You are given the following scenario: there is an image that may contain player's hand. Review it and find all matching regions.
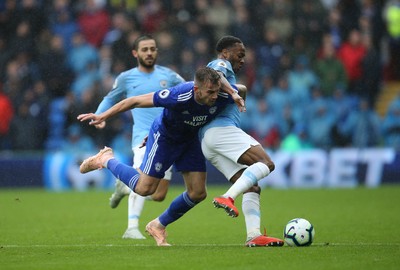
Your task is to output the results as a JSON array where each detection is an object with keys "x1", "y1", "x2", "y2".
[
  {"x1": 94, "y1": 122, "x2": 106, "y2": 129},
  {"x1": 232, "y1": 92, "x2": 246, "y2": 112},
  {"x1": 77, "y1": 113, "x2": 105, "y2": 126},
  {"x1": 139, "y1": 135, "x2": 148, "y2": 148}
]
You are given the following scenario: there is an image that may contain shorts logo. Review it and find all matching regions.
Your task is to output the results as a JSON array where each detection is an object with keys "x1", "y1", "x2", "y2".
[
  {"x1": 209, "y1": 106, "x2": 217, "y2": 114},
  {"x1": 159, "y1": 80, "x2": 168, "y2": 88},
  {"x1": 158, "y1": 89, "x2": 170, "y2": 99},
  {"x1": 155, "y1": 162, "x2": 162, "y2": 172}
]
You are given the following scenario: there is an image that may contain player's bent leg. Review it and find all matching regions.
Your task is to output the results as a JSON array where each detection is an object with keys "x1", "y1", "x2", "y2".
[
  {"x1": 150, "y1": 179, "x2": 170, "y2": 201},
  {"x1": 183, "y1": 171, "x2": 207, "y2": 202},
  {"x1": 237, "y1": 144, "x2": 275, "y2": 171},
  {"x1": 134, "y1": 174, "x2": 161, "y2": 196}
]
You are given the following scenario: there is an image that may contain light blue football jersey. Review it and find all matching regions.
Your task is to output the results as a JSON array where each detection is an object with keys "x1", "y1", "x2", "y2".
[
  {"x1": 95, "y1": 65, "x2": 185, "y2": 147},
  {"x1": 199, "y1": 59, "x2": 240, "y2": 139}
]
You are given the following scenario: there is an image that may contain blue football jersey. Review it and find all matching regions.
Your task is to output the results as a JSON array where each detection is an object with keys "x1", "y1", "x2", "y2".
[
  {"x1": 95, "y1": 65, "x2": 185, "y2": 147},
  {"x1": 152, "y1": 81, "x2": 233, "y2": 142}
]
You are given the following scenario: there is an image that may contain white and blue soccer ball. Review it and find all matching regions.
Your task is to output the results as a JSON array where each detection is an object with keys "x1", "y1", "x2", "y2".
[{"x1": 284, "y1": 218, "x2": 315, "y2": 247}]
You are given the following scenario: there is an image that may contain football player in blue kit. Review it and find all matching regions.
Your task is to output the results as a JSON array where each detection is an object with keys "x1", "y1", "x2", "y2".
[
  {"x1": 78, "y1": 66, "x2": 245, "y2": 246},
  {"x1": 93, "y1": 35, "x2": 185, "y2": 239}
]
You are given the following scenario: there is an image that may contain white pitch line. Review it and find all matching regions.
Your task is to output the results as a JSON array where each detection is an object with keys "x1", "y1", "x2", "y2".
[{"x1": 1, "y1": 242, "x2": 400, "y2": 248}]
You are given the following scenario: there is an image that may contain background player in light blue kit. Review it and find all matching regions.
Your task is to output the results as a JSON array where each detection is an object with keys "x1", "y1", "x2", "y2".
[
  {"x1": 200, "y1": 36, "x2": 284, "y2": 247},
  {"x1": 92, "y1": 35, "x2": 184, "y2": 239},
  {"x1": 78, "y1": 67, "x2": 245, "y2": 246}
]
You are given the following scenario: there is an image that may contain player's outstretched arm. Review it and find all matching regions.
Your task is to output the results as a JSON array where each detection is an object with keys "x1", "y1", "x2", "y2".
[{"x1": 77, "y1": 92, "x2": 155, "y2": 126}]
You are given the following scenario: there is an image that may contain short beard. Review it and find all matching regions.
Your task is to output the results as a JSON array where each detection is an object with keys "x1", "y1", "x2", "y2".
[{"x1": 138, "y1": 57, "x2": 156, "y2": 69}]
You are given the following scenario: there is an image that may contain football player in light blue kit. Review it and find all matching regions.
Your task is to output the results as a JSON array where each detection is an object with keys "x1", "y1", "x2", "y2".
[
  {"x1": 78, "y1": 67, "x2": 245, "y2": 246},
  {"x1": 93, "y1": 35, "x2": 185, "y2": 239},
  {"x1": 200, "y1": 36, "x2": 284, "y2": 247}
]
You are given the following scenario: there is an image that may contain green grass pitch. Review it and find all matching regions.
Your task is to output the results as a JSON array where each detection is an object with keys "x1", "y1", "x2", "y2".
[{"x1": 1, "y1": 185, "x2": 400, "y2": 270}]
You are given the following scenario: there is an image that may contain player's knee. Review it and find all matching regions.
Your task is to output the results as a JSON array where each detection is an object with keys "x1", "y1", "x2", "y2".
[
  {"x1": 135, "y1": 186, "x2": 155, "y2": 197},
  {"x1": 265, "y1": 160, "x2": 275, "y2": 172},
  {"x1": 151, "y1": 193, "x2": 167, "y2": 202},
  {"x1": 188, "y1": 190, "x2": 207, "y2": 203}
]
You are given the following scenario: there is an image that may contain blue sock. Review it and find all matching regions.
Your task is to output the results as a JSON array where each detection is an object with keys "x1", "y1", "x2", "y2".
[
  {"x1": 107, "y1": 159, "x2": 140, "y2": 191},
  {"x1": 158, "y1": 192, "x2": 197, "y2": 227}
]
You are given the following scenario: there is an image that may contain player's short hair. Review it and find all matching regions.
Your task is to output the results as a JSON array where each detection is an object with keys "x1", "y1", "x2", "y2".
[
  {"x1": 215, "y1": 36, "x2": 243, "y2": 52},
  {"x1": 194, "y1": 67, "x2": 221, "y2": 86},
  {"x1": 133, "y1": 34, "x2": 156, "y2": 50}
]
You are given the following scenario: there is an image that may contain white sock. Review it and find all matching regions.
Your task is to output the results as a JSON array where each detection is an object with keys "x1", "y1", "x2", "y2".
[
  {"x1": 224, "y1": 162, "x2": 270, "y2": 199},
  {"x1": 242, "y1": 192, "x2": 262, "y2": 240},
  {"x1": 127, "y1": 192, "x2": 146, "y2": 228}
]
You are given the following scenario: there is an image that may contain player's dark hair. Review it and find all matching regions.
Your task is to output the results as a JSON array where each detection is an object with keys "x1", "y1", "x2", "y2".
[
  {"x1": 194, "y1": 67, "x2": 221, "y2": 86},
  {"x1": 133, "y1": 34, "x2": 155, "y2": 50},
  {"x1": 215, "y1": 36, "x2": 243, "y2": 52}
]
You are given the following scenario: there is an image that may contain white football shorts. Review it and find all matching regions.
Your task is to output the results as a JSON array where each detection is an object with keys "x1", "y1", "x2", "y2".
[
  {"x1": 133, "y1": 144, "x2": 172, "y2": 180},
  {"x1": 201, "y1": 126, "x2": 260, "y2": 181}
]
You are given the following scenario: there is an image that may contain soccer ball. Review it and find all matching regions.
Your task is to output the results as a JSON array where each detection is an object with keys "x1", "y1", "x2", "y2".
[{"x1": 284, "y1": 218, "x2": 315, "y2": 247}]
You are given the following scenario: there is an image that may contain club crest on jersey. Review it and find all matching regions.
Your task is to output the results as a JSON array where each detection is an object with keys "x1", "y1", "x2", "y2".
[
  {"x1": 158, "y1": 89, "x2": 170, "y2": 99},
  {"x1": 159, "y1": 80, "x2": 168, "y2": 88},
  {"x1": 217, "y1": 61, "x2": 227, "y2": 68},
  {"x1": 209, "y1": 106, "x2": 217, "y2": 114},
  {"x1": 155, "y1": 162, "x2": 162, "y2": 172}
]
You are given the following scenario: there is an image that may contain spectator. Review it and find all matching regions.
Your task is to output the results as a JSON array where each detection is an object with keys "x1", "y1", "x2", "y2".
[
  {"x1": 137, "y1": 0, "x2": 167, "y2": 33},
  {"x1": 255, "y1": 28, "x2": 286, "y2": 79},
  {"x1": 38, "y1": 34, "x2": 73, "y2": 98},
  {"x1": 323, "y1": 8, "x2": 343, "y2": 50},
  {"x1": 204, "y1": 0, "x2": 234, "y2": 40},
  {"x1": 250, "y1": 73, "x2": 274, "y2": 99},
  {"x1": 340, "y1": 98, "x2": 382, "y2": 148},
  {"x1": 264, "y1": 3, "x2": 293, "y2": 43},
  {"x1": 10, "y1": 99, "x2": 45, "y2": 150},
  {"x1": 287, "y1": 55, "x2": 317, "y2": 106},
  {"x1": 49, "y1": 7, "x2": 79, "y2": 53},
  {"x1": 67, "y1": 31, "x2": 99, "y2": 74},
  {"x1": 103, "y1": 11, "x2": 136, "y2": 46},
  {"x1": 265, "y1": 74, "x2": 292, "y2": 119},
  {"x1": 383, "y1": 0, "x2": 400, "y2": 80},
  {"x1": 292, "y1": 0, "x2": 327, "y2": 51},
  {"x1": 337, "y1": 29, "x2": 367, "y2": 97},
  {"x1": 15, "y1": 0, "x2": 47, "y2": 38},
  {"x1": 77, "y1": 0, "x2": 111, "y2": 48},
  {"x1": 0, "y1": 0, "x2": 19, "y2": 41},
  {"x1": 280, "y1": 123, "x2": 313, "y2": 152},
  {"x1": 360, "y1": 34, "x2": 382, "y2": 107},
  {"x1": 329, "y1": 88, "x2": 359, "y2": 147},
  {"x1": 0, "y1": 83, "x2": 14, "y2": 149},
  {"x1": 248, "y1": 99, "x2": 283, "y2": 150},
  {"x1": 314, "y1": 40, "x2": 348, "y2": 97},
  {"x1": 60, "y1": 124, "x2": 97, "y2": 153},
  {"x1": 382, "y1": 95, "x2": 400, "y2": 150},
  {"x1": 229, "y1": 4, "x2": 258, "y2": 45},
  {"x1": 305, "y1": 98, "x2": 336, "y2": 149}
]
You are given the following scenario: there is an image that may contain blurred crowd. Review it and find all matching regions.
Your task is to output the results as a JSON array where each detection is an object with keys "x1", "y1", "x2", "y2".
[{"x1": 1, "y1": 0, "x2": 400, "y2": 154}]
